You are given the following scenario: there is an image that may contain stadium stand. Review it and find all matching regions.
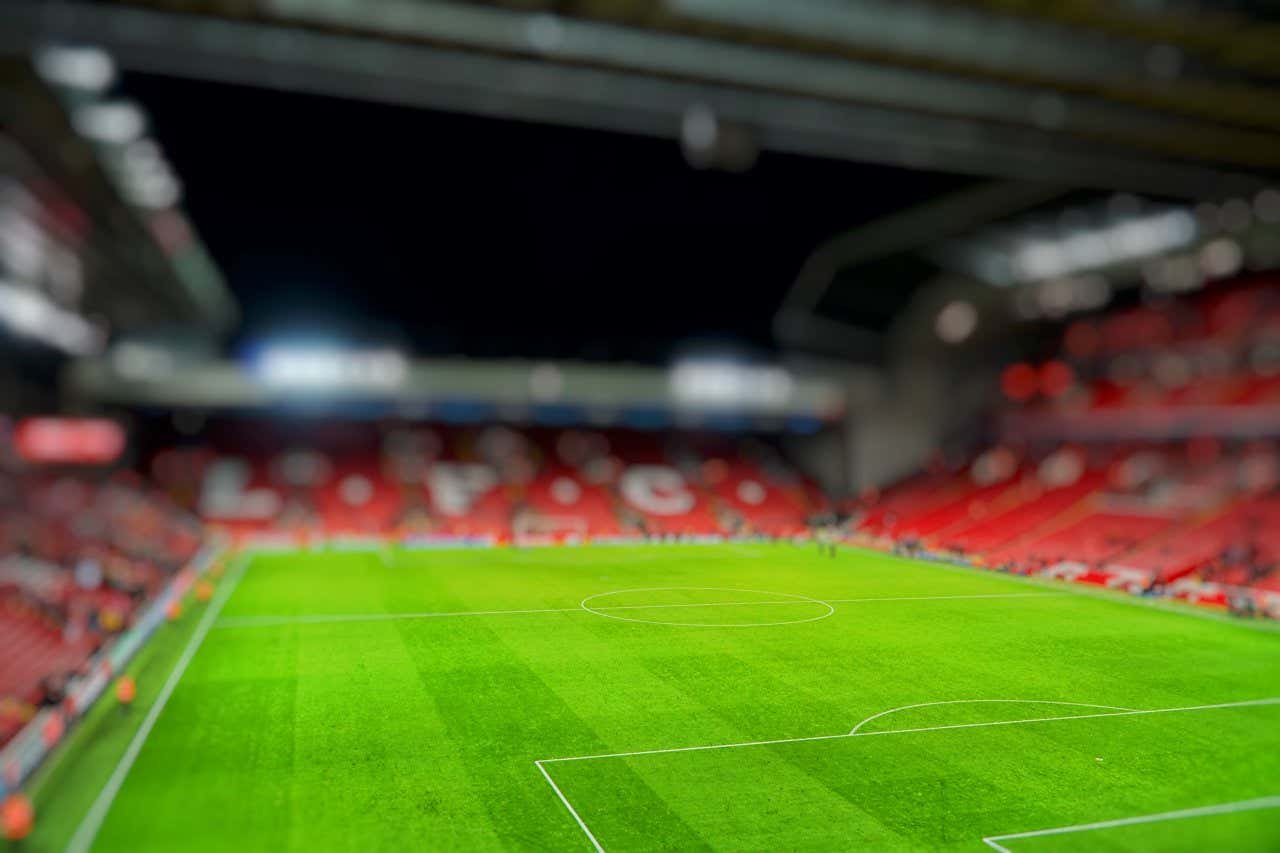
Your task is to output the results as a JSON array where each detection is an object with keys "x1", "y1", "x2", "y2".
[
  {"x1": 157, "y1": 422, "x2": 827, "y2": 546},
  {"x1": 1012, "y1": 277, "x2": 1280, "y2": 417},
  {"x1": 853, "y1": 276, "x2": 1280, "y2": 620},
  {"x1": 0, "y1": 469, "x2": 203, "y2": 746},
  {"x1": 855, "y1": 440, "x2": 1280, "y2": 614}
]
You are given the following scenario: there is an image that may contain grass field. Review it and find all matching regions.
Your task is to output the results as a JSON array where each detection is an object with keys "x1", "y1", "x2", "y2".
[{"x1": 17, "y1": 544, "x2": 1280, "y2": 852}]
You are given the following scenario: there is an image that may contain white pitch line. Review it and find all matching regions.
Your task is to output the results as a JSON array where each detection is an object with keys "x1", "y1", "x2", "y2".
[
  {"x1": 536, "y1": 760, "x2": 606, "y2": 853},
  {"x1": 600, "y1": 592, "x2": 1062, "y2": 610},
  {"x1": 214, "y1": 592, "x2": 1062, "y2": 629},
  {"x1": 981, "y1": 795, "x2": 1280, "y2": 852},
  {"x1": 848, "y1": 699, "x2": 1136, "y2": 735},
  {"x1": 539, "y1": 697, "x2": 1280, "y2": 764},
  {"x1": 66, "y1": 557, "x2": 250, "y2": 853},
  {"x1": 600, "y1": 599, "x2": 816, "y2": 612},
  {"x1": 539, "y1": 698, "x2": 1280, "y2": 852}
]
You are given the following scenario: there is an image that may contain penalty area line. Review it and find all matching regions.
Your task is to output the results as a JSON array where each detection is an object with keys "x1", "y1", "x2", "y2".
[
  {"x1": 537, "y1": 697, "x2": 1280, "y2": 852},
  {"x1": 981, "y1": 795, "x2": 1280, "y2": 852},
  {"x1": 66, "y1": 555, "x2": 250, "y2": 853},
  {"x1": 535, "y1": 760, "x2": 606, "y2": 853},
  {"x1": 538, "y1": 696, "x2": 1280, "y2": 764}
]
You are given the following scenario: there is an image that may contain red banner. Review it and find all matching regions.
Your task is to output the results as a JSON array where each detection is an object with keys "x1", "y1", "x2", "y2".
[{"x1": 13, "y1": 418, "x2": 126, "y2": 464}]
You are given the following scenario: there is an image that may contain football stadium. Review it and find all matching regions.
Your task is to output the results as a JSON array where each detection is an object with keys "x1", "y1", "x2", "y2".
[{"x1": 2, "y1": 2, "x2": 1280, "y2": 851}]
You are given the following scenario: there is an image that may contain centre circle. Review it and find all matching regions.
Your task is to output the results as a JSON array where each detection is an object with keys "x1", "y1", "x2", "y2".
[{"x1": 579, "y1": 586, "x2": 835, "y2": 628}]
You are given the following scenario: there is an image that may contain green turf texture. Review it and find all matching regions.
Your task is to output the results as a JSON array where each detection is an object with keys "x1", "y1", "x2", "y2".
[{"x1": 17, "y1": 544, "x2": 1280, "y2": 851}]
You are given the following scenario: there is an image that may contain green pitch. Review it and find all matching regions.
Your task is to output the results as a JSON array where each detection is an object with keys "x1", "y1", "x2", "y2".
[{"x1": 18, "y1": 544, "x2": 1280, "y2": 852}]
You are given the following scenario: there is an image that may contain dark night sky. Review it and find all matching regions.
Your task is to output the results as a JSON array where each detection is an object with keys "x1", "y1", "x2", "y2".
[{"x1": 126, "y1": 73, "x2": 963, "y2": 364}]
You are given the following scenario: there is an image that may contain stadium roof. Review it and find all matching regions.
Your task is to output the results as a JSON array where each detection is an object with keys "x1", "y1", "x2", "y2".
[
  {"x1": 7, "y1": 1, "x2": 1277, "y2": 191},
  {"x1": 7, "y1": 0, "x2": 1280, "y2": 365},
  {"x1": 0, "y1": 56, "x2": 236, "y2": 356}
]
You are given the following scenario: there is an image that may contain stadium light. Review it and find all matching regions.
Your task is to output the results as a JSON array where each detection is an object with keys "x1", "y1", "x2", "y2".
[
  {"x1": 1010, "y1": 209, "x2": 1196, "y2": 284},
  {"x1": 34, "y1": 46, "x2": 117, "y2": 92},
  {"x1": 99, "y1": 137, "x2": 185, "y2": 209},
  {"x1": 670, "y1": 360, "x2": 793, "y2": 409},
  {"x1": 1200, "y1": 238, "x2": 1244, "y2": 279},
  {"x1": 529, "y1": 363, "x2": 564, "y2": 402},
  {"x1": 123, "y1": 169, "x2": 183, "y2": 210},
  {"x1": 71, "y1": 101, "x2": 147, "y2": 145},
  {"x1": 935, "y1": 300, "x2": 977, "y2": 344},
  {"x1": 257, "y1": 346, "x2": 408, "y2": 390},
  {"x1": 0, "y1": 281, "x2": 102, "y2": 355}
]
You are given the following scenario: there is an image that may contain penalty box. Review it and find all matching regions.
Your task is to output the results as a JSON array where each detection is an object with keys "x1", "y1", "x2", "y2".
[{"x1": 536, "y1": 698, "x2": 1280, "y2": 851}]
